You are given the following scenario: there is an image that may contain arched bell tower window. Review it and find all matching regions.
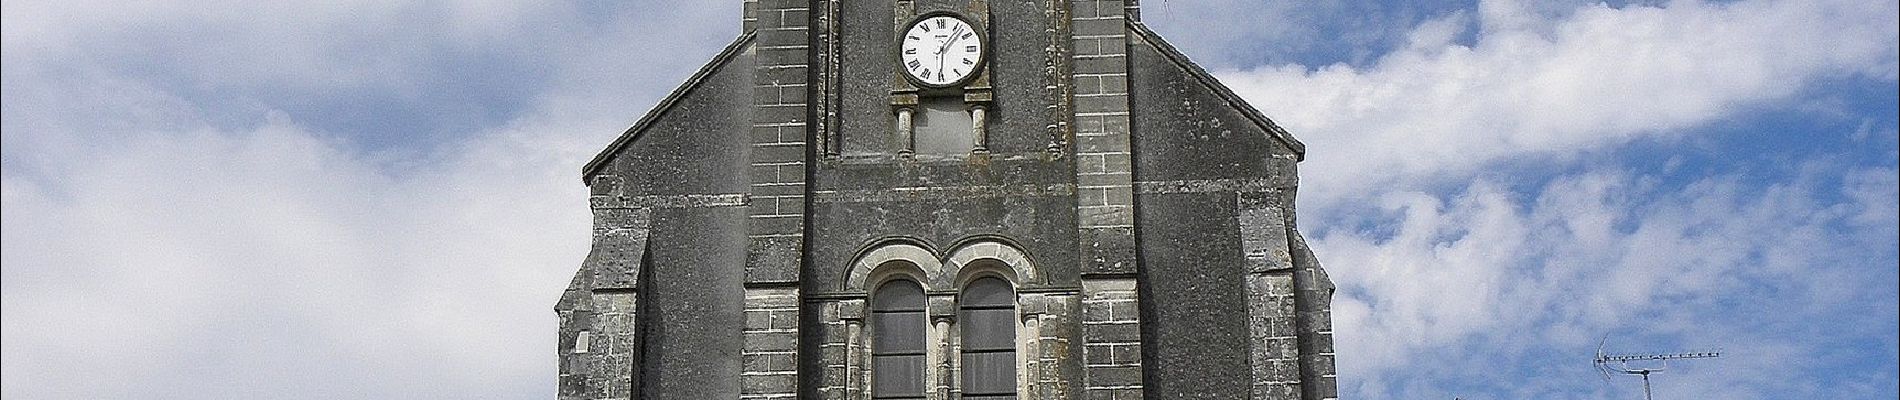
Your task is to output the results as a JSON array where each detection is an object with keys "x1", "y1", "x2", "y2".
[
  {"x1": 843, "y1": 240, "x2": 1039, "y2": 400},
  {"x1": 958, "y1": 276, "x2": 1017, "y2": 400},
  {"x1": 871, "y1": 279, "x2": 928, "y2": 399}
]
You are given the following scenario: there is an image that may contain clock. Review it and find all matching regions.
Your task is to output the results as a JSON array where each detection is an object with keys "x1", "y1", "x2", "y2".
[{"x1": 899, "y1": 14, "x2": 984, "y2": 87}]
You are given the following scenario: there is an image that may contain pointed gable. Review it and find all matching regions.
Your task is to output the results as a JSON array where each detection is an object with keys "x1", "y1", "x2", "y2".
[
  {"x1": 581, "y1": 32, "x2": 757, "y2": 182},
  {"x1": 1127, "y1": 21, "x2": 1306, "y2": 160}
]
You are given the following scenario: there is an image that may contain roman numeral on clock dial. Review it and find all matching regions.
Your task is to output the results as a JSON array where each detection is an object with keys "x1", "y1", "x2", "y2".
[{"x1": 899, "y1": 15, "x2": 983, "y2": 86}]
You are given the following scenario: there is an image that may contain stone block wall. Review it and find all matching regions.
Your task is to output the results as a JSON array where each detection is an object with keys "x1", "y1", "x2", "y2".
[
  {"x1": 741, "y1": 287, "x2": 803, "y2": 399},
  {"x1": 1024, "y1": 293, "x2": 1083, "y2": 400},
  {"x1": 1290, "y1": 233, "x2": 1338, "y2": 400},
  {"x1": 1238, "y1": 195, "x2": 1303, "y2": 398},
  {"x1": 1070, "y1": 0, "x2": 1137, "y2": 277},
  {"x1": 1080, "y1": 279, "x2": 1143, "y2": 399},
  {"x1": 744, "y1": 1, "x2": 813, "y2": 399},
  {"x1": 1239, "y1": 191, "x2": 1338, "y2": 400},
  {"x1": 1070, "y1": 2, "x2": 1146, "y2": 399},
  {"x1": 562, "y1": 2, "x2": 1339, "y2": 399},
  {"x1": 747, "y1": 0, "x2": 812, "y2": 285},
  {"x1": 557, "y1": 202, "x2": 653, "y2": 400},
  {"x1": 808, "y1": 299, "x2": 860, "y2": 400}
]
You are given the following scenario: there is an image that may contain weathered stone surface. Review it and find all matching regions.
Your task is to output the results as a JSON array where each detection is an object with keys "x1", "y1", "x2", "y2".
[{"x1": 558, "y1": 2, "x2": 1336, "y2": 399}]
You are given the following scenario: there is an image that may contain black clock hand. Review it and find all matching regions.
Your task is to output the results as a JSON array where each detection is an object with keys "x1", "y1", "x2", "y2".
[
  {"x1": 939, "y1": 25, "x2": 961, "y2": 81},
  {"x1": 941, "y1": 25, "x2": 961, "y2": 54}
]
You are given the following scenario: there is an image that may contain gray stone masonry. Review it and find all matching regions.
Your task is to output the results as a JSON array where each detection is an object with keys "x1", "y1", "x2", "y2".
[
  {"x1": 557, "y1": 205, "x2": 652, "y2": 400},
  {"x1": 1081, "y1": 278, "x2": 1143, "y2": 400},
  {"x1": 808, "y1": 299, "x2": 858, "y2": 400},
  {"x1": 742, "y1": 287, "x2": 802, "y2": 399},
  {"x1": 559, "y1": 1, "x2": 1338, "y2": 399},
  {"x1": 1071, "y1": 2, "x2": 1146, "y2": 399},
  {"x1": 1239, "y1": 194, "x2": 1303, "y2": 398},
  {"x1": 1291, "y1": 232, "x2": 1338, "y2": 400},
  {"x1": 747, "y1": 0, "x2": 812, "y2": 285},
  {"x1": 1071, "y1": 0, "x2": 1138, "y2": 276},
  {"x1": 745, "y1": 2, "x2": 811, "y2": 399}
]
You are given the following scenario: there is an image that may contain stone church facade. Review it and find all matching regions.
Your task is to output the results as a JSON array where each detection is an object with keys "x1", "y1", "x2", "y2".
[{"x1": 555, "y1": 1, "x2": 1337, "y2": 399}]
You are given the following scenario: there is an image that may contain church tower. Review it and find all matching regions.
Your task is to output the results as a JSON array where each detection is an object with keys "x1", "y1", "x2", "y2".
[{"x1": 555, "y1": 1, "x2": 1337, "y2": 399}]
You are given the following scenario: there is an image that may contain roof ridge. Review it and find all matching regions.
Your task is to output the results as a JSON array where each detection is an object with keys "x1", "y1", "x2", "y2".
[
  {"x1": 581, "y1": 32, "x2": 758, "y2": 182},
  {"x1": 1126, "y1": 20, "x2": 1307, "y2": 160}
]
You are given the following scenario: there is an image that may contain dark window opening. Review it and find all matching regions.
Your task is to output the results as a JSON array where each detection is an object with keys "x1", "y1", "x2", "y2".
[
  {"x1": 960, "y1": 277, "x2": 1016, "y2": 399},
  {"x1": 872, "y1": 279, "x2": 928, "y2": 400}
]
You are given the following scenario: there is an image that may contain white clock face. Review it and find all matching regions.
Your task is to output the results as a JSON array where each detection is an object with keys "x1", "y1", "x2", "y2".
[{"x1": 900, "y1": 15, "x2": 983, "y2": 87}]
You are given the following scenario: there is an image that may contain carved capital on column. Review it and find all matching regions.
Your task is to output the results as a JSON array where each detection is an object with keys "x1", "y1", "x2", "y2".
[
  {"x1": 928, "y1": 294, "x2": 958, "y2": 321},
  {"x1": 840, "y1": 298, "x2": 866, "y2": 322},
  {"x1": 1018, "y1": 293, "x2": 1050, "y2": 320}
]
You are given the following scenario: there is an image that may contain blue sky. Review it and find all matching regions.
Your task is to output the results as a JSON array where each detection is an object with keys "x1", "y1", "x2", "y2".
[{"x1": 3, "y1": 1, "x2": 1894, "y2": 399}]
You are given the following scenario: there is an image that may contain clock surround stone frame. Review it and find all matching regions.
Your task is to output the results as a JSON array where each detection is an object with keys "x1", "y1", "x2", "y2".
[{"x1": 889, "y1": 1, "x2": 994, "y2": 158}]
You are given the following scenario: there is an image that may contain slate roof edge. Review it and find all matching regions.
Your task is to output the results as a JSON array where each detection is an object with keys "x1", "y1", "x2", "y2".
[
  {"x1": 1126, "y1": 20, "x2": 1308, "y2": 161},
  {"x1": 581, "y1": 32, "x2": 758, "y2": 182}
]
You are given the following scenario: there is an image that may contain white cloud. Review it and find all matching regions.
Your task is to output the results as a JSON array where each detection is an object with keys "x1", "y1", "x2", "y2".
[
  {"x1": 1316, "y1": 161, "x2": 1896, "y2": 399},
  {"x1": 1181, "y1": 0, "x2": 1897, "y2": 397},
  {"x1": 3, "y1": 1, "x2": 588, "y2": 92},
  {"x1": 0, "y1": 94, "x2": 593, "y2": 398},
  {"x1": 3, "y1": 0, "x2": 1894, "y2": 399},
  {"x1": 1214, "y1": 0, "x2": 1899, "y2": 204},
  {"x1": 1141, "y1": 0, "x2": 1453, "y2": 68},
  {"x1": 2, "y1": 1, "x2": 742, "y2": 398}
]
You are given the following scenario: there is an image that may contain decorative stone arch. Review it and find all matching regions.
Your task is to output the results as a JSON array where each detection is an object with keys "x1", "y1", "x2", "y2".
[
  {"x1": 845, "y1": 240, "x2": 944, "y2": 291},
  {"x1": 834, "y1": 237, "x2": 1049, "y2": 400},
  {"x1": 936, "y1": 239, "x2": 1040, "y2": 288}
]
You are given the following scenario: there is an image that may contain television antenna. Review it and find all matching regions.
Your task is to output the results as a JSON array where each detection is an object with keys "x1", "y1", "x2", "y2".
[{"x1": 1594, "y1": 337, "x2": 1721, "y2": 400}]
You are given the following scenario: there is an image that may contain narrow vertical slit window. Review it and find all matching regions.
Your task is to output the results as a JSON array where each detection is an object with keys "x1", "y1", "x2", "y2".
[
  {"x1": 871, "y1": 279, "x2": 927, "y2": 399},
  {"x1": 960, "y1": 277, "x2": 1017, "y2": 400}
]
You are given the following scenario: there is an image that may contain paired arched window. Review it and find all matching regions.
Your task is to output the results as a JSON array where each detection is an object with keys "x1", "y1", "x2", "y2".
[
  {"x1": 868, "y1": 276, "x2": 1020, "y2": 400},
  {"x1": 959, "y1": 277, "x2": 1018, "y2": 400},
  {"x1": 871, "y1": 279, "x2": 927, "y2": 399},
  {"x1": 854, "y1": 241, "x2": 1034, "y2": 400}
]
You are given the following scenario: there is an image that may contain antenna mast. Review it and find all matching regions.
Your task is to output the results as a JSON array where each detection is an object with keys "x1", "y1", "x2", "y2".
[{"x1": 1594, "y1": 338, "x2": 1721, "y2": 400}]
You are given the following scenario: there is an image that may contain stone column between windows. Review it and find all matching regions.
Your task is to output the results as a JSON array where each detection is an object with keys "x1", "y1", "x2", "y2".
[
  {"x1": 929, "y1": 294, "x2": 958, "y2": 400},
  {"x1": 932, "y1": 316, "x2": 955, "y2": 400},
  {"x1": 1018, "y1": 293, "x2": 1046, "y2": 399},
  {"x1": 831, "y1": 299, "x2": 867, "y2": 400}
]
